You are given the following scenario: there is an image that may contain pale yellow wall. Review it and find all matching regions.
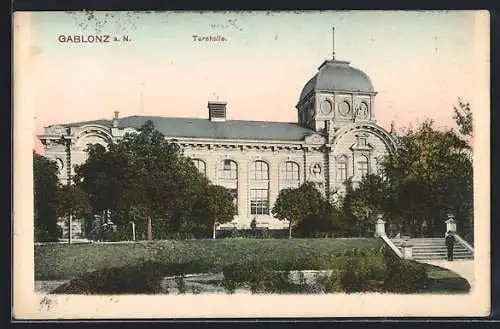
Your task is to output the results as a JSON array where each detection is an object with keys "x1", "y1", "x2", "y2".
[{"x1": 38, "y1": 119, "x2": 394, "y2": 230}]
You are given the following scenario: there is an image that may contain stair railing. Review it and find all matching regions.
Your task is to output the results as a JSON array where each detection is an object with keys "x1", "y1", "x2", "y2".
[
  {"x1": 454, "y1": 234, "x2": 474, "y2": 254},
  {"x1": 380, "y1": 234, "x2": 403, "y2": 259}
]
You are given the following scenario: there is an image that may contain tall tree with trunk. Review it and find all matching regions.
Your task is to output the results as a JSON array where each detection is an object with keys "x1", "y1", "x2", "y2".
[
  {"x1": 193, "y1": 184, "x2": 237, "y2": 239},
  {"x1": 33, "y1": 152, "x2": 60, "y2": 241},
  {"x1": 74, "y1": 120, "x2": 212, "y2": 240},
  {"x1": 340, "y1": 175, "x2": 389, "y2": 237},
  {"x1": 379, "y1": 119, "x2": 473, "y2": 237},
  {"x1": 54, "y1": 184, "x2": 92, "y2": 242},
  {"x1": 272, "y1": 181, "x2": 325, "y2": 239}
]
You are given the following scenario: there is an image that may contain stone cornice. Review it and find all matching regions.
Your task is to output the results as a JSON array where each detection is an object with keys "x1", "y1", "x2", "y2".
[
  {"x1": 168, "y1": 137, "x2": 306, "y2": 152},
  {"x1": 166, "y1": 136, "x2": 304, "y2": 146}
]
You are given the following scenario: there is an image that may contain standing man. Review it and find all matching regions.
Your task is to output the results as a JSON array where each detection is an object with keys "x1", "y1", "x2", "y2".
[
  {"x1": 250, "y1": 218, "x2": 257, "y2": 238},
  {"x1": 445, "y1": 230, "x2": 456, "y2": 261}
]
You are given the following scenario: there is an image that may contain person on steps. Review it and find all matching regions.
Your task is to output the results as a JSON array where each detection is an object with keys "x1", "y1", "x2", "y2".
[{"x1": 445, "y1": 230, "x2": 456, "y2": 261}]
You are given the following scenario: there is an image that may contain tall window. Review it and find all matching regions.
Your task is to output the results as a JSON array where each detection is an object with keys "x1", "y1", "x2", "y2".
[
  {"x1": 250, "y1": 189, "x2": 269, "y2": 215},
  {"x1": 192, "y1": 159, "x2": 206, "y2": 176},
  {"x1": 279, "y1": 161, "x2": 300, "y2": 190},
  {"x1": 250, "y1": 160, "x2": 270, "y2": 215},
  {"x1": 219, "y1": 159, "x2": 237, "y2": 180},
  {"x1": 358, "y1": 155, "x2": 369, "y2": 178},
  {"x1": 284, "y1": 161, "x2": 299, "y2": 181},
  {"x1": 336, "y1": 156, "x2": 348, "y2": 181},
  {"x1": 218, "y1": 159, "x2": 238, "y2": 212},
  {"x1": 253, "y1": 160, "x2": 269, "y2": 180}
]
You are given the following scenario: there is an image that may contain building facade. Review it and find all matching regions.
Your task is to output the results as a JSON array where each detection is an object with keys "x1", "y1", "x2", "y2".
[{"x1": 38, "y1": 56, "x2": 398, "y2": 232}]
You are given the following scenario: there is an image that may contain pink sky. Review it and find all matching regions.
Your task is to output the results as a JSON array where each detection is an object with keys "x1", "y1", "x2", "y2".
[{"x1": 26, "y1": 11, "x2": 487, "y2": 153}]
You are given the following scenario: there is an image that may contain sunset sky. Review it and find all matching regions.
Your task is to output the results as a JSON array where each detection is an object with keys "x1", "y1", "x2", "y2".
[{"x1": 24, "y1": 11, "x2": 488, "y2": 152}]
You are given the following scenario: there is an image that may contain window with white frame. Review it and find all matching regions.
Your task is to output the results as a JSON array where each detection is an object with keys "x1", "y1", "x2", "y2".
[
  {"x1": 217, "y1": 159, "x2": 238, "y2": 213},
  {"x1": 250, "y1": 189, "x2": 269, "y2": 215},
  {"x1": 253, "y1": 160, "x2": 269, "y2": 180},
  {"x1": 279, "y1": 161, "x2": 300, "y2": 189},
  {"x1": 219, "y1": 159, "x2": 237, "y2": 180},
  {"x1": 284, "y1": 161, "x2": 299, "y2": 181},
  {"x1": 249, "y1": 160, "x2": 270, "y2": 215}
]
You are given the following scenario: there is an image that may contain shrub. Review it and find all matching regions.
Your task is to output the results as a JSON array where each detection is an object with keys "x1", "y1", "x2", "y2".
[
  {"x1": 52, "y1": 262, "x2": 166, "y2": 294},
  {"x1": 320, "y1": 250, "x2": 386, "y2": 293},
  {"x1": 320, "y1": 269, "x2": 342, "y2": 293},
  {"x1": 222, "y1": 260, "x2": 307, "y2": 294},
  {"x1": 175, "y1": 275, "x2": 187, "y2": 294},
  {"x1": 34, "y1": 227, "x2": 59, "y2": 242},
  {"x1": 380, "y1": 245, "x2": 428, "y2": 293},
  {"x1": 383, "y1": 259, "x2": 428, "y2": 293},
  {"x1": 339, "y1": 252, "x2": 386, "y2": 293}
]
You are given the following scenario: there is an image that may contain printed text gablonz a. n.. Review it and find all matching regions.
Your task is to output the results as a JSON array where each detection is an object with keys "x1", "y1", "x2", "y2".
[{"x1": 58, "y1": 35, "x2": 111, "y2": 43}]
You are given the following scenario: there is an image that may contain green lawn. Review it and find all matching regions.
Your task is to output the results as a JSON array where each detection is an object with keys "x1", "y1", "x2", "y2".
[
  {"x1": 421, "y1": 263, "x2": 471, "y2": 293},
  {"x1": 35, "y1": 238, "x2": 381, "y2": 280}
]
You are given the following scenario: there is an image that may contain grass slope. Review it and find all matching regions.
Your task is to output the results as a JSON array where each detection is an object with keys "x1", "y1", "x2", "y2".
[
  {"x1": 35, "y1": 238, "x2": 381, "y2": 280},
  {"x1": 421, "y1": 263, "x2": 471, "y2": 293}
]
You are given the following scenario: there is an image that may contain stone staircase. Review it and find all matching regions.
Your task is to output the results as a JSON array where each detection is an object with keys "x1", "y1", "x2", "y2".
[{"x1": 391, "y1": 238, "x2": 474, "y2": 261}]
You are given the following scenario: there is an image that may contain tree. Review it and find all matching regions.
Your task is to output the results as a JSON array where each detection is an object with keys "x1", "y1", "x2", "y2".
[
  {"x1": 453, "y1": 97, "x2": 473, "y2": 137},
  {"x1": 33, "y1": 152, "x2": 60, "y2": 242},
  {"x1": 74, "y1": 120, "x2": 214, "y2": 240},
  {"x1": 54, "y1": 184, "x2": 92, "y2": 242},
  {"x1": 193, "y1": 185, "x2": 237, "y2": 239},
  {"x1": 272, "y1": 181, "x2": 325, "y2": 239},
  {"x1": 340, "y1": 175, "x2": 389, "y2": 237},
  {"x1": 379, "y1": 119, "x2": 473, "y2": 237}
]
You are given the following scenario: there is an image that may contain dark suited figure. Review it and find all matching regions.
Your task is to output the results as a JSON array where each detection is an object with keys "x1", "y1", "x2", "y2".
[
  {"x1": 250, "y1": 218, "x2": 257, "y2": 238},
  {"x1": 445, "y1": 231, "x2": 456, "y2": 261}
]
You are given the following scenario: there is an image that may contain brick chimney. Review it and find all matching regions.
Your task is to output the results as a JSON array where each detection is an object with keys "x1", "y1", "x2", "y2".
[{"x1": 208, "y1": 101, "x2": 227, "y2": 122}]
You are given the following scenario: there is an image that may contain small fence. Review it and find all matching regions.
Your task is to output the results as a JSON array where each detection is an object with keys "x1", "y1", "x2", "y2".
[{"x1": 215, "y1": 228, "x2": 289, "y2": 239}]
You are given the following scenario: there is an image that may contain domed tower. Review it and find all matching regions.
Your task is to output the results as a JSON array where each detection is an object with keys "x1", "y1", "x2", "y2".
[
  {"x1": 295, "y1": 29, "x2": 398, "y2": 199},
  {"x1": 296, "y1": 29, "x2": 376, "y2": 138}
]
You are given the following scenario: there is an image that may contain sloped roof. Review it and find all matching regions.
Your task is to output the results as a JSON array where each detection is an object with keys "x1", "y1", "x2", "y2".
[{"x1": 65, "y1": 116, "x2": 317, "y2": 142}]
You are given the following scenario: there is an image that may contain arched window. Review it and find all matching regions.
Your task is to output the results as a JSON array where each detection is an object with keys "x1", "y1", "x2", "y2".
[
  {"x1": 358, "y1": 155, "x2": 369, "y2": 178},
  {"x1": 336, "y1": 156, "x2": 348, "y2": 181},
  {"x1": 218, "y1": 160, "x2": 238, "y2": 212},
  {"x1": 192, "y1": 159, "x2": 206, "y2": 176},
  {"x1": 250, "y1": 160, "x2": 270, "y2": 215},
  {"x1": 279, "y1": 161, "x2": 300, "y2": 189},
  {"x1": 219, "y1": 159, "x2": 237, "y2": 180},
  {"x1": 252, "y1": 160, "x2": 269, "y2": 180}
]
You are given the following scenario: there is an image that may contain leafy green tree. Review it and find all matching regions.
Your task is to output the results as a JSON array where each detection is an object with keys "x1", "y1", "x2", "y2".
[
  {"x1": 453, "y1": 97, "x2": 473, "y2": 137},
  {"x1": 33, "y1": 152, "x2": 60, "y2": 241},
  {"x1": 340, "y1": 175, "x2": 389, "y2": 237},
  {"x1": 193, "y1": 185, "x2": 237, "y2": 239},
  {"x1": 74, "y1": 143, "x2": 131, "y2": 215},
  {"x1": 54, "y1": 184, "x2": 92, "y2": 241},
  {"x1": 272, "y1": 181, "x2": 325, "y2": 239},
  {"x1": 74, "y1": 120, "x2": 220, "y2": 240},
  {"x1": 380, "y1": 119, "x2": 473, "y2": 237}
]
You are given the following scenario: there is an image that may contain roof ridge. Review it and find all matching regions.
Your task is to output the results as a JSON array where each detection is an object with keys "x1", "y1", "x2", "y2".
[{"x1": 118, "y1": 116, "x2": 302, "y2": 126}]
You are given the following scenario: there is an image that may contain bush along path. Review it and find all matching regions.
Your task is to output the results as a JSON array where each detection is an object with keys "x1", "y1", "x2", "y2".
[{"x1": 48, "y1": 245, "x2": 470, "y2": 295}]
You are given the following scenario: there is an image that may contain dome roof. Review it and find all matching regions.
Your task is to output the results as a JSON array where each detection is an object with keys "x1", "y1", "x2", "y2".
[{"x1": 298, "y1": 60, "x2": 374, "y2": 105}]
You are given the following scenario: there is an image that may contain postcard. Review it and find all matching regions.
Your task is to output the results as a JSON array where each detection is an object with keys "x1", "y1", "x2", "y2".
[{"x1": 13, "y1": 10, "x2": 490, "y2": 319}]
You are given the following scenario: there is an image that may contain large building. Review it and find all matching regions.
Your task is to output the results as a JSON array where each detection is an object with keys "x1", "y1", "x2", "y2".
[{"x1": 38, "y1": 52, "x2": 398, "y2": 233}]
